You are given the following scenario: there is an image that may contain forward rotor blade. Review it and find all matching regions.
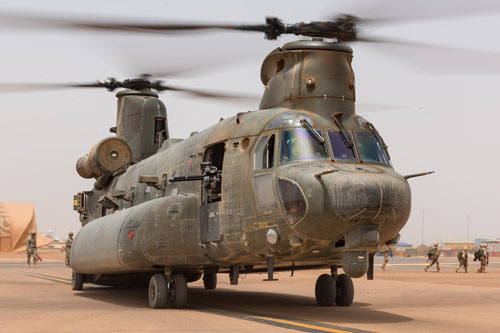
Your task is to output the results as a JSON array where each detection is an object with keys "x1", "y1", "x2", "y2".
[
  {"x1": 346, "y1": 0, "x2": 500, "y2": 26},
  {"x1": 355, "y1": 36, "x2": 500, "y2": 75},
  {"x1": 0, "y1": 12, "x2": 266, "y2": 35}
]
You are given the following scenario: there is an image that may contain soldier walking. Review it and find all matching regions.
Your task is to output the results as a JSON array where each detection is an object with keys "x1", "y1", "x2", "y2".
[
  {"x1": 476, "y1": 244, "x2": 489, "y2": 273},
  {"x1": 26, "y1": 231, "x2": 38, "y2": 268},
  {"x1": 424, "y1": 242, "x2": 440, "y2": 272},
  {"x1": 379, "y1": 244, "x2": 392, "y2": 271},
  {"x1": 455, "y1": 247, "x2": 468, "y2": 273},
  {"x1": 65, "y1": 232, "x2": 74, "y2": 268}
]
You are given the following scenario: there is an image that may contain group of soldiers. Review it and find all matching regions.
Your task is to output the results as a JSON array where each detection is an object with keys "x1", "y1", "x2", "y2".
[
  {"x1": 424, "y1": 242, "x2": 490, "y2": 273},
  {"x1": 378, "y1": 242, "x2": 491, "y2": 273},
  {"x1": 26, "y1": 231, "x2": 74, "y2": 268}
]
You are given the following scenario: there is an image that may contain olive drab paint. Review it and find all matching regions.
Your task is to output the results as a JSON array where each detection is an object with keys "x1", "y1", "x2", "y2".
[{"x1": 71, "y1": 39, "x2": 411, "y2": 299}]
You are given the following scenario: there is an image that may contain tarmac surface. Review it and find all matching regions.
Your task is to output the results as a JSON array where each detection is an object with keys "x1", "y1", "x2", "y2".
[{"x1": 1, "y1": 253, "x2": 499, "y2": 332}]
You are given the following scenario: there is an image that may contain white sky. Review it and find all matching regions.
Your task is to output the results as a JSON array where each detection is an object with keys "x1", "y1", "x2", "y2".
[{"x1": 0, "y1": 0, "x2": 499, "y2": 244}]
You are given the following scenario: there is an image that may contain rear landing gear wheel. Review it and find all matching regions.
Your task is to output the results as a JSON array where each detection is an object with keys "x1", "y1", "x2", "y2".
[
  {"x1": 148, "y1": 273, "x2": 168, "y2": 309},
  {"x1": 203, "y1": 273, "x2": 217, "y2": 290},
  {"x1": 315, "y1": 274, "x2": 336, "y2": 306},
  {"x1": 167, "y1": 274, "x2": 188, "y2": 309},
  {"x1": 335, "y1": 274, "x2": 354, "y2": 306},
  {"x1": 71, "y1": 271, "x2": 85, "y2": 291}
]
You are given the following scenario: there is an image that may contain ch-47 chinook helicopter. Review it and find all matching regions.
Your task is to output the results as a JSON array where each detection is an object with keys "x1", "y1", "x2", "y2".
[{"x1": 3, "y1": 3, "x2": 499, "y2": 309}]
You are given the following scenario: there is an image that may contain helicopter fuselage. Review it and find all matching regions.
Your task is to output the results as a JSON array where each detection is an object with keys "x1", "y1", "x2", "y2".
[{"x1": 71, "y1": 106, "x2": 410, "y2": 277}]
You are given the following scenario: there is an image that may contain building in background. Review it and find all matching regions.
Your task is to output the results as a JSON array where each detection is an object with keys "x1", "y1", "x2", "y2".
[
  {"x1": 0, "y1": 202, "x2": 54, "y2": 252},
  {"x1": 443, "y1": 240, "x2": 475, "y2": 250}
]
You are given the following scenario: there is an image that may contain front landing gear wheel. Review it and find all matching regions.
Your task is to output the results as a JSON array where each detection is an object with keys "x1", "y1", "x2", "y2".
[
  {"x1": 71, "y1": 271, "x2": 85, "y2": 291},
  {"x1": 335, "y1": 274, "x2": 354, "y2": 306},
  {"x1": 167, "y1": 274, "x2": 188, "y2": 309},
  {"x1": 315, "y1": 274, "x2": 336, "y2": 306},
  {"x1": 203, "y1": 273, "x2": 217, "y2": 290},
  {"x1": 148, "y1": 273, "x2": 168, "y2": 309}
]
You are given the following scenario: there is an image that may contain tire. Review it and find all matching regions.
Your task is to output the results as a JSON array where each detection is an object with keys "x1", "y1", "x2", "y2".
[
  {"x1": 71, "y1": 271, "x2": 85, "y2": 291},
  {"x1": 315, "y1": 274, "x2": 336, "y2": 306},
  {"x1": 203, "y1": 273, "x2": 217, "y2": 290},
  {"x1": 335, "y1": 274, "x2": 354, "y2": 306},
  {"x1": 148, "y1": 273, "x2": 168, "y2": 309},
  {"x1": 167, "y1": 274, "x2": 188, "y2": 309}
]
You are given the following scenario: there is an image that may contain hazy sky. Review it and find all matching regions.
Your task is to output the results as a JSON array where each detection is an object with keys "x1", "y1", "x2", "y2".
[{"x1": 0, "y1": 0, "x2": 499, "y2": 244}]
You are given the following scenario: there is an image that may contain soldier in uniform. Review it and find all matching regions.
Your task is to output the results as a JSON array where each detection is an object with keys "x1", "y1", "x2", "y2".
[
  {"x1": 26, "y1": 231, "x2": 38, "y2": 268},
  {"x1": 477, "y1": 244, "x2": 489, "y2": 273},
  {"x1": 65, "y1": 232, "x2": 74, "y2": 268},
  {"x1": 379, "y1": 244, "x2": 392, "y2": 271},
  {"x1": 424, "y1": 242, "x2": 440, "y2": 272},
  {"x1": 455, "y1": 247, "x2": 468, "y2": 273}
]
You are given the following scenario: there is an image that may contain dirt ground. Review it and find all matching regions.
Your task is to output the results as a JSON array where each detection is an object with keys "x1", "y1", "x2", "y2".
[{"x1": 0, "y1": 255, "x2": 499, "y2": 332}]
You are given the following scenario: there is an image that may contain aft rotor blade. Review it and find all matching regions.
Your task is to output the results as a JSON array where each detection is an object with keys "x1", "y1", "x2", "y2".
[
  {"x1": 0, "y1": 81, "x2": 105, "y2": 93},
  {"x1": 158, "y1": 84, "x2": 260, "y2": 103},
  {"x1": 348, "y1": 0, "x2": 500, "y2": 26}
]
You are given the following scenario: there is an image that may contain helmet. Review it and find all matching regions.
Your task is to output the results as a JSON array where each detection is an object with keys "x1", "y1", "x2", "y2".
[
  {"x1": 30, "y1": 231, "x2": 36, "y2": 236},
  {"x1": 69, "y1": 232, "x2": 74, "y2": 236}
]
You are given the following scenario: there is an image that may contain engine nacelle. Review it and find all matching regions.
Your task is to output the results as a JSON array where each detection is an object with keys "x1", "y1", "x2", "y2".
[{"x1": 76, "y1": 137, "x2": 131, "y2": 179}]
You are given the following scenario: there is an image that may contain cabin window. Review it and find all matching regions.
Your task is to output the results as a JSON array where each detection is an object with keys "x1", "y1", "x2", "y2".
[
  {"x1": 254, "y1": 135, "x2": 275, "y2": 169},
  {"x1": 354, "y1": 132, "x2": 390, "y2": 165},
  {"x1": 280, "y1": 129, "x2": 328, "y2": 163},
  {"x1": 328, "y1": 131, "x2": 358, "y2": 161}
]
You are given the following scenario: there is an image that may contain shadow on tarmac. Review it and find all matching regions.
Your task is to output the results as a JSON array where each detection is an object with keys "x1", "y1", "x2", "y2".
[{"x1": 75, "y1": 285, "x2": 413, "y2": 325}]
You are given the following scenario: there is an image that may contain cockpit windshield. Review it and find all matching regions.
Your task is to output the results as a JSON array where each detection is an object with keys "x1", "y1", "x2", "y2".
[
  {"x1": 354, "y1": 132, "x2": 391, "y2": 165},
  {"x1": 328, "y1": 131, "x2": 357, "y2": 161},
  {"x1": 280, "y1": 129, "x2": 329, "y2": 163}
]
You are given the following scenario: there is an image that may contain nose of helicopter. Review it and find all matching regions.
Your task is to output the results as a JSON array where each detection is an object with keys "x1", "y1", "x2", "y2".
[{"x1": 277, "y1": 165, "x2": 411, "y2": 241}]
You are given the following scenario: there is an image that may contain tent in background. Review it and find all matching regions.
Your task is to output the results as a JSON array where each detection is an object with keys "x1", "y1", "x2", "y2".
[{"x1": 0, "y1": 202, "x2": 54, "y2": 252}]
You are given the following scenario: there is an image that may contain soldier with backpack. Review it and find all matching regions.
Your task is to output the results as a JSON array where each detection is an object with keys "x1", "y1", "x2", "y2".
[
  {"x1": 455, "y1": 247, "x2": 468, "y2": 273},
  {"x1": 424, "y1": 243, "x2": 441, "y2": 272},
  {"x1": 475, "y1": 244, "x2": 489, "y2": 273}
]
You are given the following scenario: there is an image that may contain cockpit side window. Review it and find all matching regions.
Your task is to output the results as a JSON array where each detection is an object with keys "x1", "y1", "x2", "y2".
[
  {"x1": 254, "y1": 135, "x2": 275, "y2": 169},
  {"x1": 354, "y1": 131, "x2": 391, "y2": 165},
  {"x1": 328, "y1": 130, "x2": 358, "y2": 161}
]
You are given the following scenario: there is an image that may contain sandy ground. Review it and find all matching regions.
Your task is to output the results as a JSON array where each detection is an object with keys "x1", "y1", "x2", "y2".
[{"x1": 0, "y1": 255, "x2": 499, "y2": 333}]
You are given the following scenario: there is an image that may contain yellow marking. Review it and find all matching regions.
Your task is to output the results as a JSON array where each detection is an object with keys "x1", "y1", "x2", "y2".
[
  {"x1": 251, "y1": 315, "x2": 352, "y2": 333},
  {"x1": 246, "y1": 220, "x2": 276, "y2": 231}
]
